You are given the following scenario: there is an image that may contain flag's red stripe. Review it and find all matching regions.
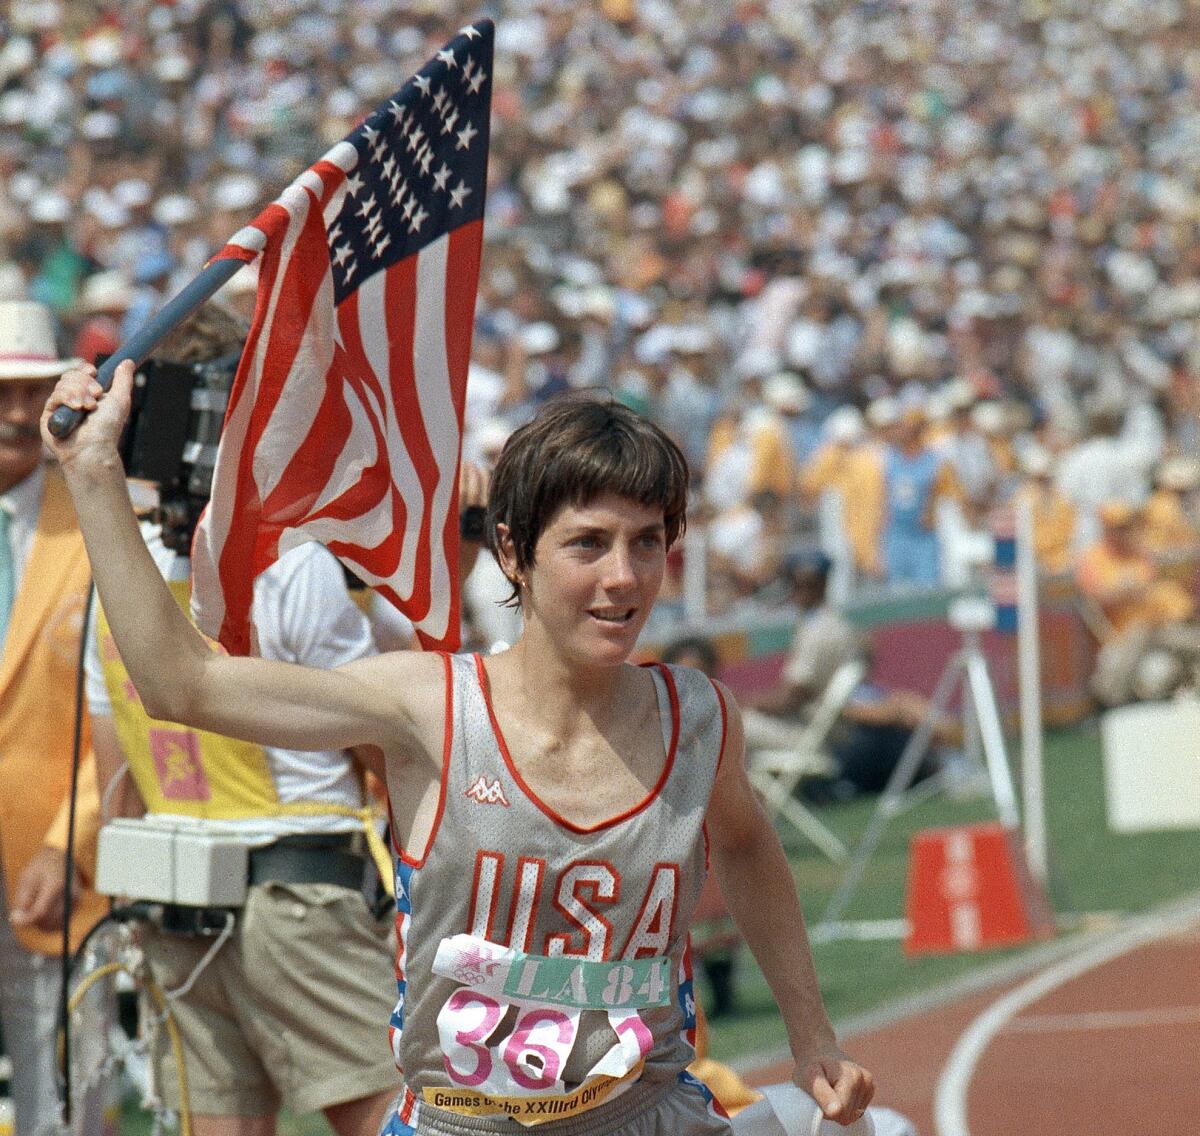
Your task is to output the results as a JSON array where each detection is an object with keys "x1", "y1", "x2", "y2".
[
  {"x1": 317, "y1": 270, "x2": 415, "y2": 585},
  {"x1": 383, "y1": 252, "x2": 438, "y2": 622},
  {"x1": 216, "y1": 196, "x2": 334, "y2": 652},
  {"x1": 428, "y1": 220, "x2": 485, "y2": 651},
  {"x1": 207, "y1": 206, "x2": 292, "y2": 654}
]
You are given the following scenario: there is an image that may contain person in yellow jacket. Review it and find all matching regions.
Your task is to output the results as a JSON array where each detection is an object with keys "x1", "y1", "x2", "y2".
[
  {"x1": 1141, "y1": 457, "x2": 1200, "y2": 562},
  {"x1": 800, "y1": 407, "x2": 886, "y2": 584},
  {"x1": 0, "y1": 301, "x2": 107, "y2": 1136},
  {"x1": 1011, "y1": 445, "x2": 1076, "y2": 575},
  {"x1": 1076, "y1": 500, "x2": 1200, "y2": 704}
]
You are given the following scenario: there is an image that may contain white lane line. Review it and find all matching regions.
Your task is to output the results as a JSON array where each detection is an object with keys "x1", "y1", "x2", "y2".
[
  {"x1": 934, "y1": 903, "x2": 1200, "y2": 1136},
  {"x1": 1007, "y1": 1006, "x2": 1200, "y2": 1034}
]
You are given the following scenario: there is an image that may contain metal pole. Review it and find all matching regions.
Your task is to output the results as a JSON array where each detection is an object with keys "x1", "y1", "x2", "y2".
[
  {"x1": 47, "y1": 257, "x2": 246, "y2": 439},
  {"x1": 964, "y1": 647, "x2": 1020, "y2": 829},
  {"x1": 1015, "y1": 495, "x2": 1048, "y2": 882}
]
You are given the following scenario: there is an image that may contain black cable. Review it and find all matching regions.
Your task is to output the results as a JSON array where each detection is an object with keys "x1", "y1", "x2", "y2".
[{"x1": 58, "y1": 581, "x2": 94, "y2": 1125}]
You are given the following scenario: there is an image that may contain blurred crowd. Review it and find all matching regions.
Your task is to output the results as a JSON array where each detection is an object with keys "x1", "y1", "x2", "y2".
[{"x1": 3, "y1": 0, "x2": 1200, "y2": 697}]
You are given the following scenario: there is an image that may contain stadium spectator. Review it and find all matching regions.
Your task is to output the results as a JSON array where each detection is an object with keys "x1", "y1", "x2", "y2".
[
  {"x1": 1076, "y1": 500, "x2": 1200, "y2": 705},
  {"x1": 0, "y1": 299, "x2": 108, "y2": 1136},
  {"x1": 1141, "y1": 457, "x2": 1200, "y2": 562},
  {"x1": 799, "y1": 406, "x2": 884, "y2": 590},
  {"x1": 1010, "y1": 446, "x2": 1077, "y2": 576},
  {"x1": 879, "y1": 408, "x2": 962, "y2": 587}
]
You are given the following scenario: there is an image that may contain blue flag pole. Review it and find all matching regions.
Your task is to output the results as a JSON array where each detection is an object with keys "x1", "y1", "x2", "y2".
[{"x1": 47, "y1": 256, "x2": 246, "y2": 439}]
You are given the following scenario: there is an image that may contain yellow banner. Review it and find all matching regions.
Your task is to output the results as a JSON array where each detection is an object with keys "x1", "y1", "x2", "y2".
[{"x1": 421, "y1": 1064, "x2": 643, "y2": 1127}]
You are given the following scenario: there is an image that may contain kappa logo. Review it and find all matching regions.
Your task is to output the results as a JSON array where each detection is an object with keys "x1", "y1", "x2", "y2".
[{"x1": 464, "y1": 776, "x2": 511, "y2": 806}]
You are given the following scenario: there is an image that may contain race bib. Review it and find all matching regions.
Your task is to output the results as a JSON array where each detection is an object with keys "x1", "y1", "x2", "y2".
[{"x1": 427, "y1": 934, "x2": 669, "y2": 1126}]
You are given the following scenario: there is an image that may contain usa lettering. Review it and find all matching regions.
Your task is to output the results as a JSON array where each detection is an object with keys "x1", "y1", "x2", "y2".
[{"x1": 469, "y1": 853, "x2": 678, "y2": 960}]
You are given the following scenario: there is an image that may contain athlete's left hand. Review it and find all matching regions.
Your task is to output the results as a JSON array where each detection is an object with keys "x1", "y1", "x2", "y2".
[{"x1": 794, "y1": 1045, "x2": 875, "y2": 1127}]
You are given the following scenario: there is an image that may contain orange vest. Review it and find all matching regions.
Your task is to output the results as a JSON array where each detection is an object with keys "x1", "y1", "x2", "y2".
[{"x1": 0, "y1": 468, "x2": 106, "y2": 955}]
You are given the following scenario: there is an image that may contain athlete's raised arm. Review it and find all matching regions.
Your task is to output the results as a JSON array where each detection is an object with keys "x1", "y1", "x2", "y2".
[{"x1": 41, "y1": 361, "x2": 434, "y2": 756}]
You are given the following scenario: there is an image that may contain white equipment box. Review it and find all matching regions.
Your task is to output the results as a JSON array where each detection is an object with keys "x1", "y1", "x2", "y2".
[
  {"x1": 1102, "y1": 696, "x2": 1200, "y2": 833},
  {"x1": 97, "y1": 817, "x2": 258, "y2": 907}
]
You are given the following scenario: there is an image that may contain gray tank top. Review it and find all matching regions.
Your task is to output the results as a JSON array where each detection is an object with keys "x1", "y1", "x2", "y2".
[{"x1": 387, "y1": 653, "x2": 727, "y2": 1130}]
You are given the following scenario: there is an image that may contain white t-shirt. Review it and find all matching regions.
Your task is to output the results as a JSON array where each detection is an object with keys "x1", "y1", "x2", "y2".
[{"x1": 86, "y1": 524, "x2": 375, "y2": 838}]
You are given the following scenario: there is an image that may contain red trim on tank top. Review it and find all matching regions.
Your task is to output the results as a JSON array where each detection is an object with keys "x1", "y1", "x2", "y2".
[
  {"x1": 708, "y1": 677, "x2": 729, "y2": 777},
  {"x1": 396, "y1": 651, "x2": 454, "y2": 868},
  {"x1": 472, "y1": 654, "x2": 680, "y2": 834}
]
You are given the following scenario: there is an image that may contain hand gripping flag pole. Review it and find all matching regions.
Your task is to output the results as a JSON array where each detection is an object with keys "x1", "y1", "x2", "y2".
[{"x1": 46, "y1": 259, "x2": 244, "y2": 439}]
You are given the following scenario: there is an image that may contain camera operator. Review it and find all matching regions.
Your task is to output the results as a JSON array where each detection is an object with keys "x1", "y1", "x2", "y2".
[{"x1": 83, "y1": 303, "x2": 497, "y2": 1136}]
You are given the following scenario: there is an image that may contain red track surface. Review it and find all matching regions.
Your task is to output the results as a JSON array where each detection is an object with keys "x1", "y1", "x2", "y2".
[{"x1": 746, "y1": 913, "x2": 1200, "y2": 1136}]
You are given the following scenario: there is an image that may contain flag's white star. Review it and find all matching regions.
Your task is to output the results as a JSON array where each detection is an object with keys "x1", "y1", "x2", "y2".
[
  {"x1": 329, "y1": 223, "x2": 342, "y2": 243},
  {"x1": 341, "y1": 255, "x2": 357, "y2": 281},
  {"x1": 406, "y1": 124, "x2": 425, "y2": 153},
  {"x1": 388, "y1": 99, "x2": 407, "y2": 123},
  {"x1": 356, "y1": 193, "x2": 378, "y2": 219},
  {"x1": 333, "y1": 244, "x2": 352, "y2": 267},
  {"x1": 410, "y1": 204, "x2": 429, "y2": 232},
  {"x1": 455, "y1": 121, "x2": 478, "y2": 151},
  {"x1": 432, "y1": 86, "x2": 448, "y2": 113},
  {"x1": 460, "y1": 24, "x2": 481, "y2": 40},
  {"x1": 413, "y1": 74, "x2": 431, "y2": 97},
  {"x1": 449, "y1": 180, "x2": 471, "y2": 208},
  {"x1": 417, "y1": 145, "x2": 434, "y2": 175},
  {"x1": 441, "y1": 108, "x2": 460, "y2": 135},
  {"x1": 433, "y1": 163, "x2": 451, "y2": 191},
  {"x1": 372, "y1": 233, "x2": 392, "y2": 257},
  {"x1": 362, "y1": 123, "x2": 380, "y2": 146},
  {"x1": 463, "y1": 56, "x2": 477, "y2": 81},
  {"x1": 437, "y1": 48, "x2": 458, "y2": 69},
  {"x1": 381, "y1": 155, "x2": 397, "y2": 182},
  {"x1": 391, "y1": 178, "x2": 408, "y2": 204},
  {"x1": 345, "y1": 172, "x2": 364, "y2": 197},
  {"x1": 467, "y1": 71, "x2": 485, "y2": 96},
  {"x1": 402, "y1": 195, "x2": 416, "y2": 220}
]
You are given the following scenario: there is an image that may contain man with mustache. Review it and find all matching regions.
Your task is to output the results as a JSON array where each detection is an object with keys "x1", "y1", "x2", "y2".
[{"x1": 0, "y1": 299, "x2": 107, "y2": 1135}]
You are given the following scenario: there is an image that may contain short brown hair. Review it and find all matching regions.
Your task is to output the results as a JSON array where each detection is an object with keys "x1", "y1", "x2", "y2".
[{"x1": 486, "y1": 395, "x2": 688, "y2": 600}]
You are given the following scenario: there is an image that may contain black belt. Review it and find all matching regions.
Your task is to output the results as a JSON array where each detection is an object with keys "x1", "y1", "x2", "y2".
[{"x1": 247, "y1": 832, "x2": 367, "y2": 889}]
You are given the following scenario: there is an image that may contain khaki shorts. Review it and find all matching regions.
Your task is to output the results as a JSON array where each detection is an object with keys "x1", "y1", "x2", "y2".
[{"x1": 143, "y1": 881, "x2": 402, "y2": 1117}]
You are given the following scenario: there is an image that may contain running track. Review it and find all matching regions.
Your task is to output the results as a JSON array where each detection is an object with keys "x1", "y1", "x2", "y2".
[{"x1": 744, "y1": 895, "x2": 1200, "y2": 1136}]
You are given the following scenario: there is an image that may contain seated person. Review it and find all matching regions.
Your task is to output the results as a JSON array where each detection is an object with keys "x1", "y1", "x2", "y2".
[
  {"x1": 1141, "y1": 457, "x2": 1200, "y2": 564},
  {"x1": 1076, "y1": 499, "x2": 1200, "y2": 705},
  {"x1": 744, "y1": 552, "x2": 953, "y2": 801}
]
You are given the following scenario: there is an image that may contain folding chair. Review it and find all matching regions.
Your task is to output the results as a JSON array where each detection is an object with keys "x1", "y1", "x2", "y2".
[{"x1": 745, "y1": 658, "x2": 866, "y2": 863}]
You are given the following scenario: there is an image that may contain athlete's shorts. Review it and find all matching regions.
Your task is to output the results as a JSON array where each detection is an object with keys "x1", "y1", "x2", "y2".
[
  {"x1": 144, "y1": 880, "x2": 402, "y2": 1117},
  {"x1": 379, "y1": 1073, "x2": 733, "y2": 1136}
]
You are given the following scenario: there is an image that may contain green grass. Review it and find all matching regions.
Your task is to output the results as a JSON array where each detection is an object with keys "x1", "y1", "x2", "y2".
[{"x1": 117, "y1": 722, "x2": 1200, "y2": 1128}]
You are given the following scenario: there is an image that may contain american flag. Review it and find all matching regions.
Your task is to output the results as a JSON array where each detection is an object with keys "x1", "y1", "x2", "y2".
[{"x1": 191, "y1": 21, "x2": 492, "y2": 655}]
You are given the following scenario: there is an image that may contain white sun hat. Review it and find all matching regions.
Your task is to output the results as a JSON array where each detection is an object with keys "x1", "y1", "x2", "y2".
[{"x1": 0, "y1": 300, "x2": 82, "y2": 379}]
